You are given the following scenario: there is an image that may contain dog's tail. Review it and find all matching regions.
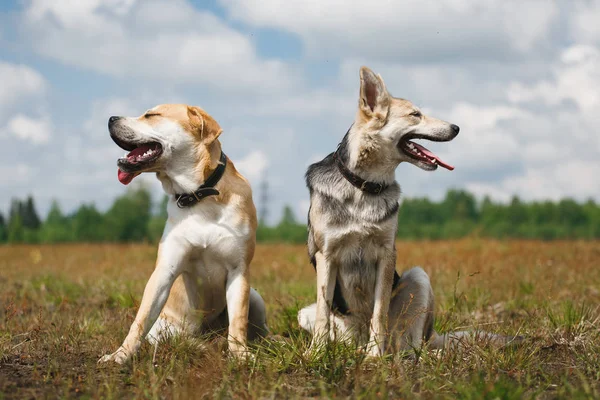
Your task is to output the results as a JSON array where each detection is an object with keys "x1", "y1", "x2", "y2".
[{"x1": 428, "y1": 330, "x2": 524, "y2": 350}]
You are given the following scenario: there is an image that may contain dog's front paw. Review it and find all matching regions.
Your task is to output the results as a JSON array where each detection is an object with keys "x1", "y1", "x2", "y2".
[
  {"x1": 364, "y1": 342, "x2": 384, "y2": 359},
  {"x1": 98, "y1": 347, "x2": 131, "y2": 365},
  {"x1": 228, "y1": 343, "x2": 253, "y2": 362},
  {"x1": 303, "y1": 338, "x2": 324, "y2": 358}
]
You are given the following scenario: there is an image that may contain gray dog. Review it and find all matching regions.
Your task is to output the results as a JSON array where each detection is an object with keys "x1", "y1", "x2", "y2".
[{"x1": 298, "y1": 66, "x2": 498, "y2": 356}]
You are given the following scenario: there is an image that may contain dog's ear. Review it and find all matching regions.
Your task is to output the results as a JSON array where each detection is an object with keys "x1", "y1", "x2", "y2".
[
  {"x1": 187, "y1": 106, "x2": 223, "y2": 144},
  {"x1": 359, "y1": 66, "x2": 390, "y2": 121}
]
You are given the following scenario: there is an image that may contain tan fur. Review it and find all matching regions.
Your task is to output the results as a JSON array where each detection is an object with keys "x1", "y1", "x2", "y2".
[
  {"x1": 100, "y1": 104, "x2": 265, "y2": 364},
  {"x1": 140, "y1": 104, "x2": 256, "y2": 224}
]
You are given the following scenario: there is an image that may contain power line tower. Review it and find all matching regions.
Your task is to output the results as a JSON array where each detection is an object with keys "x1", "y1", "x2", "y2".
[{"x1": 258, "y1": 177, "x2": 269, "y2": 226}]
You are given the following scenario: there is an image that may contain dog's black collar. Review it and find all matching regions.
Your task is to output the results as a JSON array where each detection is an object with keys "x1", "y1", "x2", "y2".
[
  {"x1": 175, "y1": 151, "x2": 227, "y2": 208},
  {"x1": 333, "y1": 151, "x2": 389, "y2": 195}
]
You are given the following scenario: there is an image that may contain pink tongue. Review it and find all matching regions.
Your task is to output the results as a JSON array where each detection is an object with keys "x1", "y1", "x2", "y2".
[
  {"x1": 118, "y1": 169, "x2": 140, "y2": 185},
  {"x1": 117, "y1": 144, "x2": 155, "y2": 185},
  {"x1": 412, "y1": 142, "x2": 455, "y2": 171}
]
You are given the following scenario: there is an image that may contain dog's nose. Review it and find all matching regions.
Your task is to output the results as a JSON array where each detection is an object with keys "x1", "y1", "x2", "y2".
[
  {"x1": 450, "y1": 124, "x2": 460, "y2": 134},
  {"x1": 108, "y1": 116, "x2": 121, "y2": 127}
]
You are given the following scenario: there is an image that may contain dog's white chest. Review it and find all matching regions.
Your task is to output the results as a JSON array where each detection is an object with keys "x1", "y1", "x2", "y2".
[
  {"x1": 153, "y1": 199, "x2": 252, "y2": 324},
  {"x1": 166, "y1": 200, "x2": 251, "y2": 268}
]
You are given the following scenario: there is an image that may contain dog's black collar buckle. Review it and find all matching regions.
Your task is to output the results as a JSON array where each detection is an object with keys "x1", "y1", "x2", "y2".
[
  {"x1": 175, "y1": 151, "x2": 227, "y2": 208},
  {"x1": 333, "y1": 151, "x2": 388, "y2": 195}
]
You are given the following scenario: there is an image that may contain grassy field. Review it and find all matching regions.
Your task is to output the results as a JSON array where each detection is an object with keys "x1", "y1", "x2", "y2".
[{"x1": 1, "y1": 240, "x2": 599, "y2": 399}]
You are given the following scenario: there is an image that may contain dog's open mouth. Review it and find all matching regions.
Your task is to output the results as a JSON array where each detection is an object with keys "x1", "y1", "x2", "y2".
[
  {"x1": 398, "y1": 138, "x2": 454, "y2": 170},
  {"x1": 112, "y1": 137, "x2": 163, "y2": 185}
]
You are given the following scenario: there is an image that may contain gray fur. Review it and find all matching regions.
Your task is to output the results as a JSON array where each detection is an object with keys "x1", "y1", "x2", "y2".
[
  {"x1": 303, "y1": 150, "x2": 520, "y2": 352},
  {"x1": 306, "y1": 132, "x2": 401, "y2": 264},
  {"x1": 300, "y1": 66, "x2": 519, "y2": 355}
]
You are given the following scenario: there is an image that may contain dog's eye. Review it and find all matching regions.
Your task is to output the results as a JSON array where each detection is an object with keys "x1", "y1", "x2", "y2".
[
  {"x1": 410, "y1": 111, "x2": 422, "y2": 117},
  {"x1": 144, "y1": 113, "x2": 161, "y2": 118}
]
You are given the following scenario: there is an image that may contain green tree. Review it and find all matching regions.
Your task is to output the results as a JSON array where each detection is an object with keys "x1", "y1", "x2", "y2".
[
  {"x1": 442, "y1": 190, "x2": 478, "y2": 222},
  {"x1": 104, "y1": 186, "x2": 152, "y2": 242},
  {"x1": 275, "y1": 205, "x2": 306, "y2": 243},
  {"x1": 3, "y1": 188, "x2": 599, "y2": 243},
  {"x1": 398, "y1": 197, "x2": 447, "y2": 239},
  {"x1": 0, "y1": 212, "x2": 6, "y2": 242},
  {"x1": 480, "y1": 196, "x2": 510, "y2": 237},
  {"x1": 39, "y1": 201, "x2": 74, "y2": 243},
  {"x1": 556, "y1": 198, "x2": 588, "y2": 237},
  {"x1": 148, "y1": 195, "x2": 169, "y2": 242},
  {"x1": 72, "y1": 204, "x2": 106, "y2": 242},
  {"x1": 583, "y1": 199, "x2": 600, "y2": 238},
  {"x1": 280, "y1": 206, "x2": 297, "y2": 225},
  {"x1": 21, "y1": 196, "x2": 41, "y2": 229},
  {"x1": 257, "y1": 205, "x2": 306, "y2": 243},
  {"x1": 7, "y1": 199, "x2": 26, "y2": 243},
  {"x1": 7, "y1": 213, "x2": 25, "y2": 243},
  {"x1": 9, "y1": 199, "x2": 21, "y2": 223}
]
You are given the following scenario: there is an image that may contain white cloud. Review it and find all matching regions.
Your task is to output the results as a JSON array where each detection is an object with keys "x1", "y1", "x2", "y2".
[
  {"x1": 221, "y1": 0, "x2": 558, "y2": 62},
  {"x1": 0, "y1": 163, "x2": 33, "y2": 185},
  {"x1": 436, "y1": 44, "x2": 600, "y2": 202},
  {"x1": 84, "y1": 97, "x2": 139, "y2": 136},
  {"x1": 237, "y1": 89, "x2": 353, "y2": 118},
  {"x1": 306, "y1": 153, "x2": 326, "y2": 167},
  {"x1": 570, "y1": 1, "x2": 600, "y2": 45},
  {"x1": 2, "y1": 0, "x2": 600, "y2": 221},
  {"x1": 467, "y1": 160, "x2": 600, "y2": 202},
  {"x1": 506, "y1": 44, "x2": 600, "y2": 155},
  {"x1": 448, "y1": 103, "x2": 530, "y2": 133},
  {"x1": 507, "y1": 45, "x2": 600, "y2": 112},
  {"x1": 465, "y1": 182, "x2": 512, "y2": 203},
  {"x1": 66, "y1": 97, "x2": 141, "y2": 179},
  {"x1": 234, "y1": 150, "x2": 269, "y2": 182},
  {"x1": 20, "y1": 0, "x2": 298, "y2": 92},
  {"x1": 0, "y1": 61, "x2": 46, "y2": 114},
  {"x1": 3, "y1": 114, "x2": 52, "y2": 145},
  {"x1": 296, "y1": 199, "x2": 310, "y2": 222},
  {"x1": 0, "y1": 162, "x2": 35, "y2": 219},
  {"x1": 0, "y1": 61, "x2": 51, "y2": 148}
]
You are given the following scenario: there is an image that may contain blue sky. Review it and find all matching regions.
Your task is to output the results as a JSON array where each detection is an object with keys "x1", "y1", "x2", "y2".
[{"x1": 1, "y1": 0, "x2": 599, "y2": 223}]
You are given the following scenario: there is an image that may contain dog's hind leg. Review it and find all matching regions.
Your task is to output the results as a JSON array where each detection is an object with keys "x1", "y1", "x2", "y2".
[
  {"x1": 247, "y1": 288, "x2": 269, "y2": 341},
  {"x1": 146, "y1": 316, "x2": 184, "y2": 346},
  {"x1": 298, "y1": 303, "x2": 355, "y2": 342},
  {"x1": 386, "y1": 268, "x2": 524, "y2": 351},
  {"x1": 388, "y1": 266, "x2": 435, "y2": 353},
  {"x1": 204, "y1": 288, "x2": 268, "y2": 341}
]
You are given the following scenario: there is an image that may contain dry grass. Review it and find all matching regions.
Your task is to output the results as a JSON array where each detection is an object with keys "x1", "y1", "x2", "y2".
[{"x1": 1, "y1": 240, "x2": 599, "y2": 399}]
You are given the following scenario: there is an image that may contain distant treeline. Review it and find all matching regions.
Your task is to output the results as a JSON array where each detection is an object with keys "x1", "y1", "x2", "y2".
[{"x1": 1, "y1": 188, "x2": 599, "y2": 244}]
